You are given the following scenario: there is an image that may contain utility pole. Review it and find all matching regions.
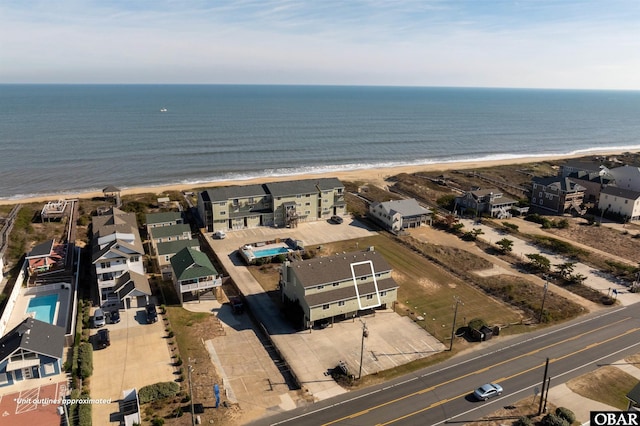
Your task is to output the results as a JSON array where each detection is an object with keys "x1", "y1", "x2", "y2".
[
  {"x1": 538, "y1": 358, "x2": 550, "y2": 415},
  {"x1": 188, "y1": 365, "x2": 195, "y2": 426},
  {"x1": 449, "y1": 297, "x2": 463, "y2": 351},
  {"x1": 358, "y1": 321, "x2": 369, "y2": 380},
  {"x1": 538, "y1": 276, "x2": 549, "y2": 323}
]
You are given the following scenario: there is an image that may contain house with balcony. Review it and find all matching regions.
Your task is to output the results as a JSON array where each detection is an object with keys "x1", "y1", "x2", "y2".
[
  {"x1": 279, "y1": 250, "x2": 399, "y2": 329},
  {"x1": 531, "y1": 177, "x2": 587, "y2": 215},
  {"x1": 455, "y1": 188, "x2": 517, "y2": 219},
  {"x1": 92, "y1": 207, "x2": 147, "y2": 307},
  {"x1": 25, "y1": 239, "x2": 66, "y2": 275},
  {"x1": 170, "y1": 247, "x2": 222, "y2": 304},
  {"x1": 156, "y1": 239, "x2": 200, "y2": 279},
  {"x1": 598, "y1": 186, "x2": 640, "y2": 222},
  {"x1": 369, "y1": 199, "x2": 431, "y2": 233},
  {"x1": 565, "y1": 170, "x2": 614, "y2": 207},
  {"x1": 148, "y1": 224, "x2": 192, "y2": 257},
  {"x1": 0, "y1": 318, "x2": 65, "y2": 387},
  {"x1": 146, "y1": 212, "x2": 184, "y2": 235},
  {"x1": 197, "y1": 178, "x2": 346, "y2": 232}
]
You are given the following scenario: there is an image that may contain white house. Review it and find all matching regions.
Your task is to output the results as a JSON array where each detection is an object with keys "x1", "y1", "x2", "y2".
[
  {"x1": 609, "y1": 165, "x2": 640, "y2": 192},
  {"x1": 598, "y1": 186, "x2": 640, "y2": 222},
  {"x1": 369, "y1": 199, "x2": 431, "y2": 233}
]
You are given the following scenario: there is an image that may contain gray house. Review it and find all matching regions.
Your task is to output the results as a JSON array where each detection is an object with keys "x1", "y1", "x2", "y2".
[
  {"x1": 455, "y1": 188, "x2": 517, "y2": 218},
  {"x1": 531, "y1": 177, "x2": 587, "y2": 215},
  {"x1": 0, "y1": 318, "x2": 65, "y2": 387},
  {"x1": 369, "y1": 199, "x2": 431, "y2": 233}
]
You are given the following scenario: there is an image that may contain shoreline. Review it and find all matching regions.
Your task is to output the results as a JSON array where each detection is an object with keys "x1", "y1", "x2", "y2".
[{"x1": 0, "y1": 150, "x2": 633, "y2": 206}]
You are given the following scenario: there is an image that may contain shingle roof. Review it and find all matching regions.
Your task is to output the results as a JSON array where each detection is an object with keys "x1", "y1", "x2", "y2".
[
  {"x1": 266, "y1": 178, "x2": 343, "y2": 197},
  {"x1": 146, "y1": 212, "x2": 183, "y2": 225},
  {"x1": 532, "y1": 177, "x2": 586, "y2": 193},
  {"x1": 290, "y1": 251, "x2": 393, "y2": 288},
  {"x1": 156, "y1": 239, "x2": 200, "y2": 256},
  {"x1": 114, "y1": 271, "x2": 151, "y2": 298},
  {"x1": 305, "y1": 278, "x2": 398, "y2": 308},
  {"x1": 150, "y1": 224, "x2": 191, "y2": 239},
  {"x1": 0, "y1": 318, "x2": 65, "y2": 363},
  {"x1": 27, "y1": 239, "x2": 55, "y2": 258},
  {"x1": 601, "y1": 185, "x2": 640, "y2": 199},
  {"x1": 202, "y1": 184, "x2": 268, "y2": 202},
  {"x1": 373, "y1": 199, "x2": 430, "y2": 217},
  {"x1": 170, "y1": 247, "x2": 218, "y2": 281}
]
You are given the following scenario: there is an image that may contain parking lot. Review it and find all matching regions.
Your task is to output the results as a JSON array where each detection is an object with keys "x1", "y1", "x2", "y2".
[{"x1": 90, "y1": 306, "x2": 176, "y2": 425}]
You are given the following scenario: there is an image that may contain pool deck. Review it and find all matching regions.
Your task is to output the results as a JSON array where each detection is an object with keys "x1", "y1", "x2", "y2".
[
  {"x1": 6, "y1": 284, "x2": 72, "y2": 332},
  {"x1": 240, "y1": 241, "x2": 293, "y2": 263}
]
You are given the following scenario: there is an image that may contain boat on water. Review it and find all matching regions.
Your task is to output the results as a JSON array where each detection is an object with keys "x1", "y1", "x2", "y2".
[{"x1": 160, "y1": 108, "x2": 168, "y2": 112}]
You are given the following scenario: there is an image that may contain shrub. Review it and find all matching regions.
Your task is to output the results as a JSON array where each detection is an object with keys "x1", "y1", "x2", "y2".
[
  {"x1": 555, "y1": 407, "x2": 576, "y2": 424},
  {"x1": 139, "y1": 382, "x2": 181, "y2": 404},
  {"x1": 467, "y1": 318, "x2": 486, "y2": 331},
  {"x1": 541, "y1": 413, "x2": 569, "y2": 426},
  {"x1": 78, "y1": 391, "x2": 92, "y2": 426},
  {"x1": 78, "y1": 342, "x2": 93, "y2": 379},
  {"x1": 513, "y1": 416, "x2": 533, "y2": 426},
  {"x1": 151, "y1": 418, "x2": 165, "y2": 426}
]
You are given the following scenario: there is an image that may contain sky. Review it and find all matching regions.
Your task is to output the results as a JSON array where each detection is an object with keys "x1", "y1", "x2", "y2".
[{"x1": 1, "y1": 0, "x2": 639, "y2": 90}]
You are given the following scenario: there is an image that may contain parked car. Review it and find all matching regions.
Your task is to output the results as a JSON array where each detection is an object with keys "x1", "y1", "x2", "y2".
[
  {"x1": 330, "y1": 215, "x2": 343, "y2": 224},
  {"x1": 213, "y1": 230, "x2": 227, "y2": 239},
  {"x1": 229, "y1": 296, "x2": 244, "y2": 314},
  {"x1": 96, "y1": 329, "x2": 110, "y2": 349},
  {"x1": 473, "y1": 383, "x2": 503, "y2": 401},
  {"x1": 93, "y1": 308, "x2": 106, "y2": 328},
  {"x1": 146, "y1": 303, "x2": 158, "y2": 323},
  {"x1": 109, "y1": 310, "x2": 121, "y2": 324}
]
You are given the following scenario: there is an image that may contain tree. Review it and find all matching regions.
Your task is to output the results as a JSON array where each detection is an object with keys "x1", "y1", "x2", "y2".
[
  {"x1": 555, "y1": 262, "x2": 576, "y2": 279},
  {"x1": 568, "y1": 273, "x2": 587, "y2": 285},
  {"x1": 526, "y1": 253, "x2": 551, "y2": 272},
  {"x1": 496, "y1": 238, "x2": 514, "y2": 253},
  {"x1": 443, "y1": 213, "x2": 459, "y2": 230}
]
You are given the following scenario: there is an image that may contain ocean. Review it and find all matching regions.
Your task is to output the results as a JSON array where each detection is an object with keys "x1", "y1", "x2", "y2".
[{"x1": 1, "y1": 84, "x2": 640, "y2": 201}]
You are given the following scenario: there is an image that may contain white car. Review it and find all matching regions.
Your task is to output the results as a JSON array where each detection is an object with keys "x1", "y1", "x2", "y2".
[
  {"x1": 473, "y1": 383, "x2": 503, "y2": 401},
  {"x1": 213, "y1": 230, "x2": 227, "y2": 239}
]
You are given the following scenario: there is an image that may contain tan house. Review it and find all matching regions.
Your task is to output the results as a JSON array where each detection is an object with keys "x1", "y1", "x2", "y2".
[
  {"x1": 197, "y1": 178, "x2": 346, "y2": 232},
  {"x1": 599, "y1": 186, "x2": 640, "y2": 222},
  {"x1": 280, "y1": 250, "x2": 399, "y2": 329}
]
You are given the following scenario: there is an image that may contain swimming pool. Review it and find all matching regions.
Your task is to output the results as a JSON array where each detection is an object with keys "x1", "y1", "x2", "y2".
[
  {"x1": 26, "y1": 293, "x2": 58, "y2": 324},
  {"x1": 252, "y1": 247, "x2": 290, "y2": 258}
]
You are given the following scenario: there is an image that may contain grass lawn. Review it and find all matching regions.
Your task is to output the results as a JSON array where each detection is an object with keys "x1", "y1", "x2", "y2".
[{"x1": 567, "y1": 365, "x2": 638, "y2": 410}]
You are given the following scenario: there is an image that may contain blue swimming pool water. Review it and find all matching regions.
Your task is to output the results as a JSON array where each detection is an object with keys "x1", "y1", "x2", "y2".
[
  {"x1": 26, "y1": 294, "x2": 58, "y2": 324},
  {"x1": 252, "y1": 247, "x2": 290, "y2": 258}
]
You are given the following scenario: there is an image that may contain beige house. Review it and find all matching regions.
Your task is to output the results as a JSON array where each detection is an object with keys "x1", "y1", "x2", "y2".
[
  {"x1": 280, "y1": 250, "x2": 399, "y2": 329},
  {"x1": 599, "y1": 186, "x2": 640, "y2": 222},
  {"x1": 369, "y1": 199, "x2": 431, "y2": 233},
  {"x1": 197, "y1": 178, "x2": 346, "y2": 232}
]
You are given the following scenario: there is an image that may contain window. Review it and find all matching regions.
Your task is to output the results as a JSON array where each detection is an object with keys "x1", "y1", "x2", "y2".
[
  {"x1": 219, "y1": 202, "x2": 225, "y2": 206},
  {"x1": 317, "y1": 285, "x2": 324, "y2": 290},
  {"x1": 130, "y1": 256, "x2": 139, "y2": 263},
  {"x1": 165, "y1": 255, "x2": 170, "y2": 261},
  {"x1": 0, "y1": 373, "x2": 7, "y2": 385},
  {"x1": 322, "y1": 304, "x2": 330, "y2": 310},
  {"x1": 220, "y1": 211, "x2": 226, "y2": 215},
  {"x1": 333, "y1": 283, "x2": 339, "y2": 287},
  {"x1": 338, "y1": 301, "x2": 345, "y2": 306},
  {"x1": 100, "y1": 261, "x2": 111, "y2": 269},
  {"x1": 380, "y1": 291, "x2": 387, "y2": 297},
  {"x1": 366, "y1": 294, "x2": 374, "y2": 300}
]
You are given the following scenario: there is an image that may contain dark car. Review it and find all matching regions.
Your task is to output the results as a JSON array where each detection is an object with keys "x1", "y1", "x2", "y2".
[
  {"x1": 96, "y1": 329, "x2": 110, "y2": 349},
  {"x1": 229, "y1": 296, "x2": 244, "y2": 314},
  {"x1": 473, "y1": 383, "x2": 503, "y2": 401},
  {"x1": 110, "y1": 310, "x2": 120, "y2": 324},
  {"x1": 330, "y1": 215, "x2": 343, "y2": 224},
  {"x1": 146, "y1": 303, "x2": 158, "y2": 323}
]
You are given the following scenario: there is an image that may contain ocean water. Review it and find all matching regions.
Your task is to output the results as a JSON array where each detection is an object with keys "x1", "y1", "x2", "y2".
[{"x1": 1, "y1": 84, "x2": 640, "y2": 200}]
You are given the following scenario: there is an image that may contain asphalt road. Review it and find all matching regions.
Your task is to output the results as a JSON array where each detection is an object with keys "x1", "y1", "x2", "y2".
[{"x1": 253, "y1": 305, "x2": 640, "y2": 426}]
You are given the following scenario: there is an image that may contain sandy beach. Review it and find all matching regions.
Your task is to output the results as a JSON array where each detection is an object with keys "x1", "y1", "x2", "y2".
[{"x1": 0, "y1": 151, "x2": 631, "y2": 206}]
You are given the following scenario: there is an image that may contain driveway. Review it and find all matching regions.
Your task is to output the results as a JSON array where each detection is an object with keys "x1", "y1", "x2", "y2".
[{"x1": 91, "y1": 307, "x2": 176, "y2": 424}]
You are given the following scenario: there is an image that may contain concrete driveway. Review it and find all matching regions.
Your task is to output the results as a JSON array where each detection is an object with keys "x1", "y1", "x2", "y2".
[{"x1": 91, "y1": 307, "x2": 176, "y2": 424}]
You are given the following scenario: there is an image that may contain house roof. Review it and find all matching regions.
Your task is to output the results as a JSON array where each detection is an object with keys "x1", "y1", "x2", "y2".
[
  {"x1": 0, "y1": 318, "x2": 65, "y2": 363},
  {"x1": 202, "y1": 184, "x2": 268, "y2": 203},
  {"x1": 561, "y1": 159, "x2": 606, "y2": 173},
  {"x1": 372, "y1": 199, "x2": 430, "y2": 217},
  {"x1": 103, "y1": 185, "x2": 121, "y2": 193},
  {"x1": 92, "y1": 207, "x2": 138, "y2": 238},
  {"x1": 567, "y1": 170, "x2": 614, "y2": 184},
  {"x1": 146, "y1": 212, "x2": 183, "y2": 225},
  {"x1": 627, "y1": 382, "x2": 640, "y2": 404},
  {"x1": 92, "y1": 238, "x2": 144, "y2": 263},
  {"x1": 114, "y1": 270, "x2": 151, "y2": 299},
  {"x1": 266, "y1": 178, "x2": 343, "y2": 197},
  {"x1": 532, "y1": 177, "x2": 586, "y2": 193},
  {"x1": 156, "y1": 239, "x2": 200, "y2": 256},
  {"x1": 289, "y1": 250, "x2": 393, "y2": 288},
  {"x1": 150, "y1": 224, "x2": 191, "y2": 239},
  {"x1": 601, "y1": 185, "x2": 640, "y2": 200},
  {"x1": 170, "y1": 247, "x2": 218, "y2": 281},
  {"x1": 27, "y1": 239, "x2": 55, "y2": 258},
  {"x1": 305, "y1": 278, "x2": 399, "y2": 308}
]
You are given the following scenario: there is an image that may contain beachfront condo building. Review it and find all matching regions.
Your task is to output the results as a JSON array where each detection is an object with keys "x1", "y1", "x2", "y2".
[
  {"x1": 279, "y1": 250, "x2": 399, "y2": 329},
  {"x1": 197, "y1": 178, "x2": 346, "y2": 232}
]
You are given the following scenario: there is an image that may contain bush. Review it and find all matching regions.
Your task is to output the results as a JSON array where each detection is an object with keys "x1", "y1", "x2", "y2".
[
  {"x1": 78, "y1": 391, "x2": 92, "y2": 426},
  {"x1": 513, "y1": 416, "x2": 533, "y2": 426},
  {"x1": 555, "y1": 407, "x2": 576, "y2": 424},
  {"x1": 139, "y1": 382, "x2": 181, "y2": 404},
  {"x1": 541, "y1": 413, "x2": 569, "y2": 426},
  {"x1": 467, "y1": 318, "x2": 486, "y2": 331},
  {"x1": 78, "y1": 342, "x2": 93, "y2": 379},
  {"x1": 151, "y1": 418, "x2": 165, "y2": 426}
]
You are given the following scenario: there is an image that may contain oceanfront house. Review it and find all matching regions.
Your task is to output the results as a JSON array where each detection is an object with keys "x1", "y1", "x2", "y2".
[
  {"x1": 0, "y1": 318, "x2": 65, "y2": 387},
  {"x1": 279, "y1": 250, "x2": 399, "y2": 329},
  {"x1": 170, "y1": 247, "x2": 222, "y2": 304},
  {"x1": 113, "y1": 271, "x2": 152, "y2": 309},
  {"x1": 149, "y1": 224, "x2": 192, "y2": 248},
  {"x1": 92, "y1": 207, "x2": 147, "y2": 308},
  {"x1": 26, "y1": 239, "x2": 66, "y2": 276},
  {"x1": 197, "y1": 178, "x2": 346, "y2": 233},
  {"x1": 565, "y1": 170, "x2": 614, "y2": 207},
  {"x1": 531, "y1": 177, "x2": 587, "y2": 215},
  {"x1": 598, "y1": 186, "x2": 640, "y2": 222},
  {"x1": 454, "y1": 188, "x2": 517, "y2": 219},
  {"x1": 559, "y1": 159, "x2": 609, "y2": 177},
  {"x1": 608, "y1": 165, "x2": 640, "y2": 192},
  {"x1": 145, "y1": 211, "x2": 184, "y2": 234},
  {"x1": 156, "y1": 239, "x2": 201, "y2": 279},
  {"x1": 369, "y1": 199, "x2": 432, "y2": 233}
]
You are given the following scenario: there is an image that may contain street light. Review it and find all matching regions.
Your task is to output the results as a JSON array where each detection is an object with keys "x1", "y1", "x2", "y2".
[
  {"x1": 358, "y1": 321, "x2": 368, "y2": 380},
  {"x1": 539, "y1": 275, "x2": 549, "y2": 323}
]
